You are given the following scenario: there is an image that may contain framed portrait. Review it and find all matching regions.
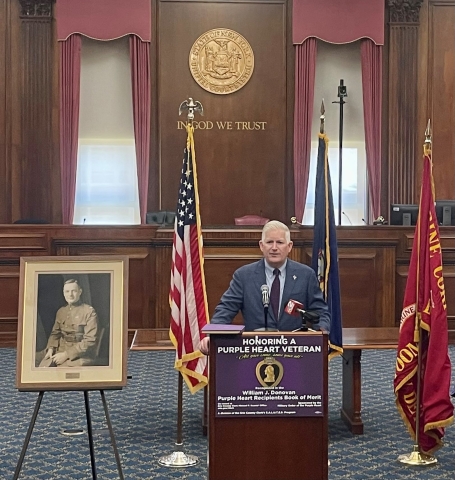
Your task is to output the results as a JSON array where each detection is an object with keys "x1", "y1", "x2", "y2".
[{"x1": 16, "y1": 256, "x2": 128, "y2": 391}]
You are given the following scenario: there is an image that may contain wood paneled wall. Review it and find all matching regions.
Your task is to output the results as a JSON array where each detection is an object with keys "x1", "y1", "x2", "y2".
[
  {"x1": 386, "y1": 0, "x2": 422, "y2": 206},
  {"x1": 156, "y1": 0, "x2": 293, "y2": 224},
  {"x1": 0, "y1": 0, "x2": 60, "y2": 224},
  {"x1": 0, "y1": 0, "x2": 19, "y2": 223},
  {"x1": 0, "y1": 1, "x2": 454, "y2": 348},
  {"x1": 0, "y1": 225, "x2": 454, "y2": 347},
  {"x1": 0, "y1": 0, "x2": 454, "y2": 223},
  {"x1": 419, "y1": 0, "x2": 455, "y2": 200},
  {"x1": 19, "y1": 2, "x2": 60, "y2": 223}
]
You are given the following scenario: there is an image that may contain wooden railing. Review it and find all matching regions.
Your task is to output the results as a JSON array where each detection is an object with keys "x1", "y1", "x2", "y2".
[{"x1": 0, "y1": 224, "x2": 454, "y2": 347}]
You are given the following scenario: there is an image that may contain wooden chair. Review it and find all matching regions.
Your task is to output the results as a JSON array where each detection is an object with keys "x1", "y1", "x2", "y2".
[{"x1": 234, "y1": 214, "x2": 269, "y2": 226}]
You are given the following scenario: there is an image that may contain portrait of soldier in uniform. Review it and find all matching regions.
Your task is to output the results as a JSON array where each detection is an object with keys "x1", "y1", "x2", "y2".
[{"x1": 35, "y1": 274, "x2": 111, "y2": 368}]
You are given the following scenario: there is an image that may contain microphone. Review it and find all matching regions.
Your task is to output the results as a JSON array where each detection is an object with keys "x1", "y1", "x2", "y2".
[
  {"x1": 255, "y1": 285, "x2": 278, "y2": 332},
  {"x1": 284, "y1": 299, "x2": 304, "y2": 316},
  {"x1": 342, "y1": 211, "x2": 352, "y2": 225},
  {"x1": 284, "y1": 299, "x2": 320, "y2": 325},
  {"x1": 261, "y1": 284, "x2": 270, "y2": 308}
]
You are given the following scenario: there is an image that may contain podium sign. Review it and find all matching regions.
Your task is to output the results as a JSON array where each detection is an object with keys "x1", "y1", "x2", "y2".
[
  {"x1": 215, "y1": 334, "x2": 323, "y2": 418},
  {"x1": 206, "y1": 329, "x2": 328, "y2": 480}
]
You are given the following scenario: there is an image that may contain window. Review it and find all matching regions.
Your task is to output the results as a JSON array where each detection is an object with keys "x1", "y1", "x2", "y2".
[
  {"x1": 73, "y1": 36, "x2": 140, "y2": 225},
  {"x1": 303, "y1": 41, "x2": 367, "y2": 225},
  {"x1": 73, "y1": 141, "x2": 140, "y2": 225},
  {"x1": 302, "y1": 143, "x2": 367, "y2": 225}
]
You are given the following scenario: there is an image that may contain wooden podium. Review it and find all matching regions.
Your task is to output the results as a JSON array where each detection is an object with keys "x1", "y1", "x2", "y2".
[{"x1": 203, "y1": 325, "x2": 328, "y2": 480}]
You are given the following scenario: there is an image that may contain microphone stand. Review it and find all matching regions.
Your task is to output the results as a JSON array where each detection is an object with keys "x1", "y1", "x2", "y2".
[
  {"x1": 296, "y1": 311, "x2": 320, "y2": 332},
  {"x1": 297, "y1": 312, "x2": 307, "y2": 331},
  {"x1": 256, "y1": 288, "x2": 278, "y2": 332},
  {"x1": 298, "y1": 312, "x2": 310, "y2": 331},
  {"x1": 255, "y1": 304, "x2": 278, "y2": 332},
  {"x1": 332, "y1": 79, "x2": 347, "y2": 226}
]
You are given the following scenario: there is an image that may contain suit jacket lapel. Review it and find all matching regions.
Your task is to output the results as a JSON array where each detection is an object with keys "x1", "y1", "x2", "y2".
[
  {"x1": 254, "y1": 259, "x2": 267, "y2": 297},
  {"x1": 254, "y1": 259, "x2": 274, "y2": 321}
]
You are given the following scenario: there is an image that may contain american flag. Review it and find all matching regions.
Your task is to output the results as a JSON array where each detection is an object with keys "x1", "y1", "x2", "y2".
[{"x1": 169, "y1": 124, "x2": 209, "y2": 393}]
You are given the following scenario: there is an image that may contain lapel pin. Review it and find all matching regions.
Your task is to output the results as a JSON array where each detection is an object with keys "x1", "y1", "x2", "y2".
[{"x1": 293, "y1": 275, "x2": 297, "y2": 280}]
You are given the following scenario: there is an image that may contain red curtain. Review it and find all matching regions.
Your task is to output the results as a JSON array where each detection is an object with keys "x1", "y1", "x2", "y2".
[
  {"x1": 130, "y1": 35, "x2": 151, "y2": 224},
  {"x1": 60, "y1": 34, "x2": 81, "y2": 225},
  {"x1": 360, "y1": 39, "x2": 382, "y2": 220},
  {"x1": 56, "y1": 0, "x2": 151, "y2": 42},
  {"x1": 293, "y1": 38, "x2": 317, "y2": 222},
  {"x1": 293, "y1": 0, "x2": 384, "y2": 45}
]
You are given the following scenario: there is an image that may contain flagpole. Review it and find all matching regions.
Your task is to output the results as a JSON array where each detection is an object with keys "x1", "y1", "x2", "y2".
[
  {"x1": 320, "y1": 99, "x2": 325, "y2": 135},
  {"x1": 398, "y1": 120, "x2": 437, "y2": 466},
  {"x1": 159, "y1": 98, "x2": 204, "y2": 468},
  {"x1": 332, "y1": 79, "x2": 347, "y2": 226},
  {"x1": 291, "y1": 93, "x2": 322, "y2": 232}
]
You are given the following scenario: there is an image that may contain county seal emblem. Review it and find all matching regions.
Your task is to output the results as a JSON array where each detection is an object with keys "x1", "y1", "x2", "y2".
[{"x1": 189, "y1": 28, "x2": 254, "y2": 95}]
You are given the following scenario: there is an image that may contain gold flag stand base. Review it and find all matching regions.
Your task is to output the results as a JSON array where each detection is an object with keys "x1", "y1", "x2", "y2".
[
  {"x1": 158, "y1": 451, "x2": 199, "y2": 468},
  {"x1": 397, "y1": 447, "x2": 437, "y2": 466}
]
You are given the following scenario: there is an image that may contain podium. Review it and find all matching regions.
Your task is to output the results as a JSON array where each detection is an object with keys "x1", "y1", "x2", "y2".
[{"x1": 203, "y1": 325, "x2": 328, "y2": 480}]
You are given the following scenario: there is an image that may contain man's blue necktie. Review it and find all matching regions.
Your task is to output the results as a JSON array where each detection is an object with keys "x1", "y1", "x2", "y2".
[{"x1": 270, "y1": 268, "x2": 280, "y2": 319}]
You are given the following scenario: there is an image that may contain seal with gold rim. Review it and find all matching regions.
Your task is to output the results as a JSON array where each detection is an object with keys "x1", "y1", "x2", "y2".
[{"x1": 189, "y1": 28, "x2": 254, "y2": 95}]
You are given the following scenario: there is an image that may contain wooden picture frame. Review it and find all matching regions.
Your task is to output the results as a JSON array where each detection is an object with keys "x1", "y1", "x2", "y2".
[{"x1": 16, "y1": 256, "x2": 128, "y2": 391}]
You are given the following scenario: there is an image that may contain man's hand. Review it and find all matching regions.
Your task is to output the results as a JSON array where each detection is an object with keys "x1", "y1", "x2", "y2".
[
  {"x1": 43, "y1": 348, "x2": 53, "y2": 360},
  {"x1": 52, "y1": 351, "x2": 69, "y2": 365},
  {"x1": 199, "y1": 337, "x2": 210, "y2": 355}
]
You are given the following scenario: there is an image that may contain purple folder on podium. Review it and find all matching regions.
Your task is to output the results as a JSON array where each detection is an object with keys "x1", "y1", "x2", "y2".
[{"x1": 201, "y1": 324, "x2": 245, "y2": 335}]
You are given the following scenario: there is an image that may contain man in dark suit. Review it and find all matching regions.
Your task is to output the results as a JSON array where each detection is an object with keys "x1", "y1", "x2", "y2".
[{"x1": 199, "y1": 220, "x2": 330, "y2": 354}]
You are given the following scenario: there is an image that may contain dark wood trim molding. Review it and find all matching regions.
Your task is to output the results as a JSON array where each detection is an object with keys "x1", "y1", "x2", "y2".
[
  {"x1": 388, "y1": 0, "x2": 424, "y2": 23},
  {"x1": 18, "y1": 0, "x2": 58, "y2": 222},
  {"x1": 18, "y1": 0, "x2": 54, "y2": 18},
  {"x1": 387, "y1": 0, "x2": 424, "y2": 206},
  {"x1": 0, "y1": 224, "x2": 453, "y2": 347}
]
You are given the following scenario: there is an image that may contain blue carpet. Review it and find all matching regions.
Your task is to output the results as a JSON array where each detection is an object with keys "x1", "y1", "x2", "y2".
[{"x1": 0, "y1": 347, "x2": 454, "y2": 479}]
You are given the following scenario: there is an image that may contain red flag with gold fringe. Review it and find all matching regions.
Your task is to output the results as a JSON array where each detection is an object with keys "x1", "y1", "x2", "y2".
[{"x1": 394, "y1": 148, "x2": 453, "y2": 454}]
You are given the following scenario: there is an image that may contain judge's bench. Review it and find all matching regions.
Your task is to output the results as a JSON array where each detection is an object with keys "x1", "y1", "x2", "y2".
[{"x1": 0, "y1": 223, "x2": 453, "y2": 348}]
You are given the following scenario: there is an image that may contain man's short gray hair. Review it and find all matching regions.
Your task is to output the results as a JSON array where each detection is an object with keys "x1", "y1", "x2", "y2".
[{"x1": 261, "y1": 220, "x2": 291, "y2": 243}]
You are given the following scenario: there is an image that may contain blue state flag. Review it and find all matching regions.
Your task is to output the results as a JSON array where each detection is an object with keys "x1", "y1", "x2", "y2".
[{"x1": 311, "y1": 133, "x2": 343, "y2": 358}]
